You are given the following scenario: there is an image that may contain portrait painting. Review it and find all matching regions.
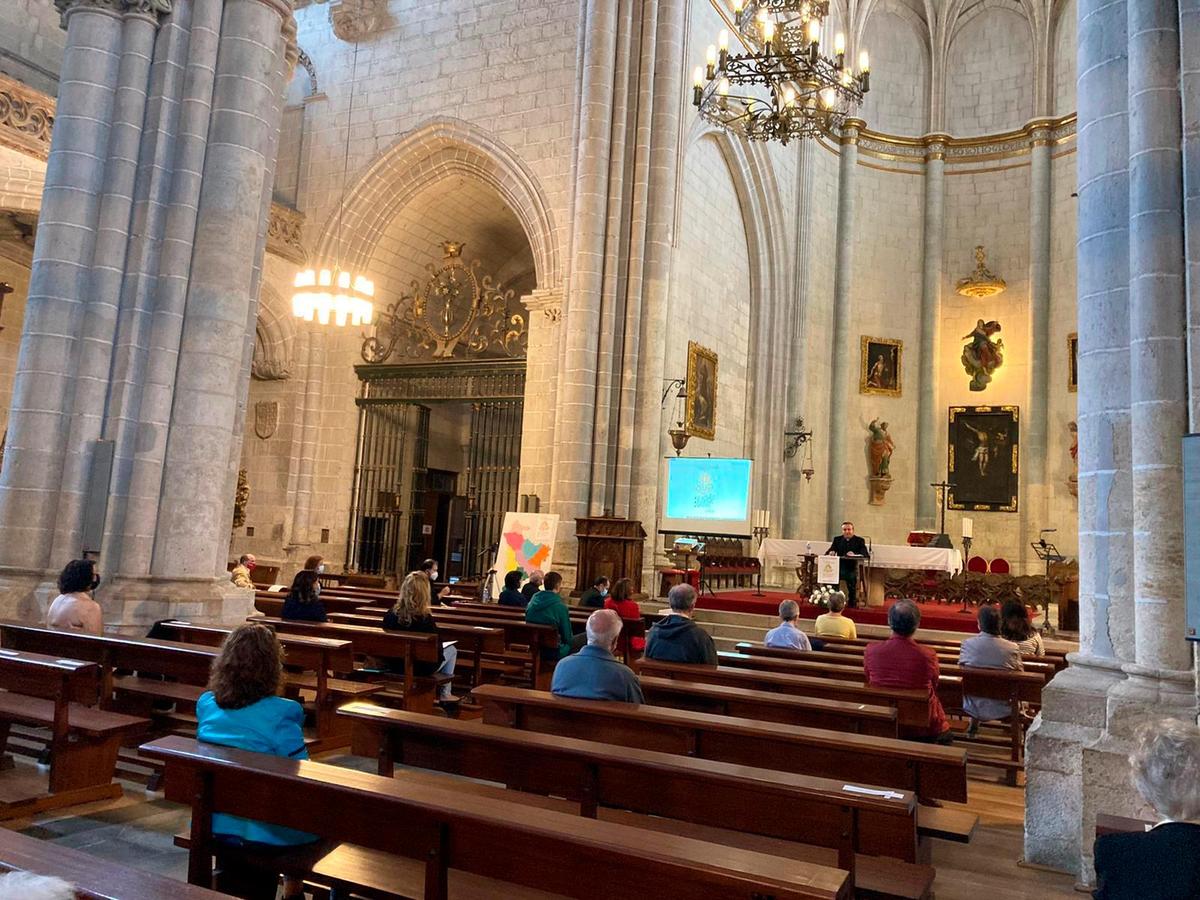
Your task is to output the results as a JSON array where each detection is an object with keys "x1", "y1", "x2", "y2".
[
  {"x1": 685, "y1": 341, "x2": 718, "y2": 441},
  {"x1": 948, "y1": 405, "x2": 1019, "y2": 512},
  {"x1": 860, "y1": 336, "x2": 902, "y2": 397},
  {"x1": 1067, "y1": 332, "x2": 1077, "y2": 393}
]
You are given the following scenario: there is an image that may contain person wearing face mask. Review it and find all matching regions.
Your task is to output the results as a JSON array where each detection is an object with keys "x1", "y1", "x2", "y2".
[
  {"x1": 303, "y1": 554, "x2": 326, "y2": 574},
  {"x1": 281, "y1": 570, "x2": 327, "y2": 623},
  {"x1": 230, "y1": 553, "x2": 256, "y2": 589},
  {"x1": 578, "y1": 575, "x2": 610, "y2": 609},
  {"x1": 418, "y1": 558, "x2": 453, "y2": 604},
  {"x1": 46, "y1": 559, "x2": 104, "y2": 635}
]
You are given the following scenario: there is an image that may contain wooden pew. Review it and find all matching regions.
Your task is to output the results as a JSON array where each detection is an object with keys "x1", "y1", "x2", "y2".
[
  {"x1": 801, "y1": 631, "x2": 1070, "y2": 672},
  {"x1": 473, "y1": 683, "x2": 968, "y2": 803},
  {"x1": 142, "y1": 734, "x2": 851, "y2": 900},
  {"x1": 248, "y1": 616, "x2": 448, "y2": 713},
  {"x1": 636, "y1": 657, "x2": 934, "y2": 730},
  {"x1": 735, "y1": 642, "x2": 1057, "y2": 682},
  {"x1": 154, "y1": 621, "x2": 382, "y2": 749},
  {"x1": 254, "y1": 590, "x2": 376, "y2": 615},
  {"x1": 0, "y1": 649, "x2": 146, "y2": 816},
  {"x1": 338, "y1": 703, "x2": 936, "y2": 898},
  {"x1": 0, "y1": 826, "x2": 225, "y2": 899},
  {"x1": 637, "y1": 675, "x2": 899, "y2": 737},
  {"x1": 449, "y1": 600, "x2": 647, "y2": 663}
]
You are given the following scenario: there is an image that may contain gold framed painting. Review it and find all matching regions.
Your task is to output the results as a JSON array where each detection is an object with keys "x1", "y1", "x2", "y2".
[
  {"x1": 1067, "y1": 332, "x2": 1077, "y2": 393},
  {"x1": 685, "y1": 341, "x2": 717, "y2": 441},
  {"x1": 947, "y1": 405, "x2": 1019, "y2": 512},
  {"x1": 860, "y1": 336, "x2": 902, "y2": 397}
]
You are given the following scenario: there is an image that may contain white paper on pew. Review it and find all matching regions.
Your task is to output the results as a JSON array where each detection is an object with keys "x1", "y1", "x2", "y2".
[
  {"x1": 268, "y1": 585, "x2": 286, "y2": 592},
  {"x1": 442, "y1": 641, "x2": 457, "y2": 649},
  {"x1": 842, "y1": 784, "x2": 905, "y2": 800}
]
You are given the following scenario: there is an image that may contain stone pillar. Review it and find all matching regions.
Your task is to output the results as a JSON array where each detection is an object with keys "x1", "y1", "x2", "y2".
[
  {"x1": 153, "y1": 0, "x2": 293, "y2": 579},
  {"x1": 518, "y1": 288, "x2": 563, "y2": 507},
  {"x1": 1126, "y1": 0, "x2": 1189, "y2": 674},
  {"x1": 783, "y1": 140, "x2": 815, "y2": 540},
  {"x1": 1025, "y1": 121, "x2": 1053, "y2": 540},
  {"x1": 824, "y1": 119, "x2": 860, "y2": 528},
  {"x1": 1182, "y1": 0, "x2": 1200, "y2": 425},
  {"x1": 0, "y1": 0, "x2": 125, "y2": 571},
  {"x1": 915, "y1": 135, "x2": 945, "y2": 528},
  {"x1": 289, "y1": 327, "x2": 326, "y2": 547}
]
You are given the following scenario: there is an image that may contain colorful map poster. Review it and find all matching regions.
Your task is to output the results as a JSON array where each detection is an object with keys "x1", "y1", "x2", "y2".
[{"x1": 491, "y1": 512, "x2": 560, "y2": 595}]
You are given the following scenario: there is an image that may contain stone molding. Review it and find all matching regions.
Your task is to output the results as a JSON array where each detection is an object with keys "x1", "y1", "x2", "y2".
[
  {"x1": 328, "y1": 0, "x2": 384, "y2": 41},
  {"x1": 0, "y1": 74, "x2": 54, "y2": 162},
  {"x1": 266, "y1": 202, "x2": 308, "y2": 264},
  {"x1": 521, "y1": 288, "x2": 563, "y2": 322},
  {"x1": 844, "y1": 113, "x2": 1077, "y2": 165}
]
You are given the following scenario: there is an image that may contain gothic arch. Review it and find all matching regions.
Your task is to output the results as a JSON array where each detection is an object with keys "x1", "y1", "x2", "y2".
[
  {"x1": 312, "y1": 118, "x2": 562, "y2": 291},
  {"x1": 252, "y1": 283, "x2": 295, "y2": 381}
]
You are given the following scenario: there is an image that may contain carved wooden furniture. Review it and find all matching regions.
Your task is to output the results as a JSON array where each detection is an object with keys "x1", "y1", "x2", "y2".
[{"x1": 574, "y1": 516, "x2": 645, "y2": 594}]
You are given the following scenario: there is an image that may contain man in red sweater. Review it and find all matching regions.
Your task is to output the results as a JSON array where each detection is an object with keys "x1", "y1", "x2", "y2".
[{"x1": 864, "y1": 599, "x2": 951, "y2": 743}]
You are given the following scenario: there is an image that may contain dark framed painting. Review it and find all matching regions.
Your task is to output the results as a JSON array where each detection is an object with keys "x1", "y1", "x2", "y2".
[
  {"x1": 948, "y1": 405, "x2": 1019, "y2": 512},
  {"x1": 685, "y1": 341, "x2": 717, "y2": 441},
  {"x1": 860, "y1": 336, "x2": 902, "y2": 397},
  {"x1": 1067, "y1": 332, "x2": 1077, "y2": 393}
]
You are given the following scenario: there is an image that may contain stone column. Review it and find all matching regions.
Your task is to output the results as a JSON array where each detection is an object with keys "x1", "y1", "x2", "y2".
[
  {"x1": 152, "y1": 0, "x2": 293, "y2": 579},
  {"x1": 289, "y1": 327, "x2": 326, "y2": 547},
  {"x1": 1126, "y1": 0, "x2": 1190, "y2": 674},
  {"x1": 783, "y1": 140, "x2": 815, "y2": 540},
  {"x1": 1024, "y1": 121, "x2": 1053, "y2": 542},
  {"x1": 824, "y1": 119, "x2": 860, "y2": 528},
  {"x1": 0, "y1": 0, "x2": 125, "y2": 571},
  {"x1": 518, "y1": 288, "x2": 563, "y2": 507},
  {"x1": 1182, "y1": 0, "x2": 1200, "y2": 425},
  {"x1": 915, "y1": 135, "x2": 945, "y2": 528}
]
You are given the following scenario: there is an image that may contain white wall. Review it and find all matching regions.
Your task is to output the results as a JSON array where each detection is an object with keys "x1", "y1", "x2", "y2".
[
  {"x1": 859, "y1": 8, "x2": 930, "y2": 135},
  {"x1": 945, "y1": 8, "x2": 1035, "y2": 135}
]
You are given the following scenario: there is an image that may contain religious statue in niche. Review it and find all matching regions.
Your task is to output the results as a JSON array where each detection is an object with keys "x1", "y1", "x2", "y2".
[
  {"x1": 1067, "y1": 420, "x2": 1078, "y2": 497},
  {"x1": 685, "y1": 341, "x2": 718, "y2": 441},
  {"x1": 232, "y1": 468, "x2": 250, "y2": 530},
  {"x1": 961, "y1": 319, "x2": 1004, "y2": 391},
  {"x1": 860, "y1": 336, "x2": 902, "y2": 397},
  {"x1": 866, "y1": 418, "x2": 894, "y2": 506}
]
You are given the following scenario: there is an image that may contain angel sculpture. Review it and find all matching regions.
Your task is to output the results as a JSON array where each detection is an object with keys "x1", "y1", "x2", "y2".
[{"x1": 961, "y1": 319, "x2": 1004, "y2": 391}]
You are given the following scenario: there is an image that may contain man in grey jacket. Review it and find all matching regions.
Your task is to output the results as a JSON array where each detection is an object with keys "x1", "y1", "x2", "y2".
[
  {"x1": 551, "y1": 609, "x2": 644, "y2": 703},
  {"x1": 958, "y1": 604, "x2": 1022, "y2": 730}
]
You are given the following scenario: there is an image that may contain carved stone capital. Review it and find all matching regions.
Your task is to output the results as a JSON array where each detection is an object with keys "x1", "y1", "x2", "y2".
[
  {"x1": 521, "y1": 288, "x2": 562, "y2": 323},
  {"x1": 329, "y1": 0, "x2": 383, "y2": 41},
  {"x1": 0, "y1": 74, "x2": 54, "y2": 161},
  {"x1": 266, "y1": 203, "x2": 308, "y2": 265},
  {"x1": 53, "y1": 0, "x2": 172, "y2": 26}
]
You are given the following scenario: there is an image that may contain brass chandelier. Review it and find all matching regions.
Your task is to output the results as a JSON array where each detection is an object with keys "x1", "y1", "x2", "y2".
[{"x1": 693, "y1": 1, "x2": 870, "y2": 145}]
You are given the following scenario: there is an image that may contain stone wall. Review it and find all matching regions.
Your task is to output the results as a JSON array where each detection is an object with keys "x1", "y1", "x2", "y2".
[
  {"x1": 0, "y1": 0, "x2": 65, "y2": 96},
  {"x1": 0, "y1": 254, "x2": 30, "y2": 442},
  {"x1": 859, "y1": 9, "x2": 929, "y2": 136},
  {"x1": 945, "y1": 7, "x2": 1035, "y2": 135}
]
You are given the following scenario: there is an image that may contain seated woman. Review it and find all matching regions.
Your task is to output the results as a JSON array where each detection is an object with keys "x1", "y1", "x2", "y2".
[
  {"x1": 498, "y1": 569, "x2": 528, "y2": 608},
  {"x1": 1093, "y1": 718, "x2": 1200, "y2": 899},
  {"x1": 814, "y1": 591, "x2": 857, "y2": 640},
  {"x1": 382, "y1": 572, "x2": 457, "y2": 702},
  {"x1": 603, "y1": 578, "x2": 645, "y2": 652},
  {"x1": 46, "y1": 558, "x2": 104, "y2": 635},
  {"x1": 1000, "y1": 598, "x2": 1044, "y2": 656},
  {"x1": 196, "y1": 623, "x2": 327, "y2": 900},
  {"x1": 280, "y1": 569, "x2": 327, "y2": 622}
]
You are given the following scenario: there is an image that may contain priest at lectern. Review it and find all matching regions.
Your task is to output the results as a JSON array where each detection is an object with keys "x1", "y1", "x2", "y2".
[{"x1": 827, "y1": 521, "x2": 870, "y2": 608}]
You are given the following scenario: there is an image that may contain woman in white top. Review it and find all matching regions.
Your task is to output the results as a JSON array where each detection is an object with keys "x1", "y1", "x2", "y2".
[
  {"x1": 45, "y1": 559, "x2": 103, "y2": 635},
  {"x1": 1000, "y1": 598, "x2": 1044, "y2": 656}
]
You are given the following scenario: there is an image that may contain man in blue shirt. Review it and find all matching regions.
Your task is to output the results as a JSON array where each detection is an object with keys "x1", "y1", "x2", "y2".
[
  {"x1": 764, "y1": 599, "x2": 812, "y2": 651},
  {"x1": 551, "y1": 609, "x2": 644, "y2": 703}
]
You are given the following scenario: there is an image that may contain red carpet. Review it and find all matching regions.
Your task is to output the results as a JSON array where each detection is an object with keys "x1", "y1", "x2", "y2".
[{"x1": 696, "y1": 590, "x2": 981, "y2": 634}]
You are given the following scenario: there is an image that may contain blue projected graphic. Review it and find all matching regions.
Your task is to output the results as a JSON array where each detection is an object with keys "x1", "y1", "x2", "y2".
[{"x1": 665, "y1": 458, "x2": 752, "y2": 521}]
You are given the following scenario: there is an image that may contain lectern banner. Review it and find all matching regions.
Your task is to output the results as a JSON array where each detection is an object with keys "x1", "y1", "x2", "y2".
[{"x1": 817, "y1": 555, "x2": 840, "y2": 585}]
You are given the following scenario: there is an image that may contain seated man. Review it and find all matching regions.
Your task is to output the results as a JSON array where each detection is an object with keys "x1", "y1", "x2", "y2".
[
  {"x1": 958, "y1": 604, "x2": 1022, "y2": 734},
  {"x1": 551, "y1": 609, "x2": 644, "y2": 703},
  {"x1": 764, "y1": 599, "x2": 812, "y2": 651},
  {"x1": 1094, "y1": 718, "x2": 1200, "y2": 899},
  {"x1": 644, "y1": 584, "x2": 718, "y2": 665},
  {"x1": 230, "y1": 553, "x2": 256, "y2": 589},
  {"x1": 578, "y1": 575, "x2": 611, "y2": 609},
  {"x1": 863, "y1": 600, "x2": 950, "y2": 743}
]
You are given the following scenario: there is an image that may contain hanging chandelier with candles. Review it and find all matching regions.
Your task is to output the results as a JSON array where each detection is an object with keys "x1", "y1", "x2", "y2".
[{"x1": 693, "y1": 1, "x2": 870, "y2": 145}]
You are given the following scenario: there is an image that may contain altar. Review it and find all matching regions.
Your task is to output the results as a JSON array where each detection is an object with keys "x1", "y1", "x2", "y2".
[{"x1": 757, "y1": 538, "x2": 963, "y2": 606}]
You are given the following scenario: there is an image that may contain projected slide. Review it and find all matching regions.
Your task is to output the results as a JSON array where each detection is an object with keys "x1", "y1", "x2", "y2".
[{"x1": 661, "y1": 457, "x2": 753, "y2": 537}]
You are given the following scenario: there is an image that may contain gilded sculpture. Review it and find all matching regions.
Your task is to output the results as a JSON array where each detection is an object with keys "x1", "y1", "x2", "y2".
[
  {"x1": 867, "y1": 418, "x2": 894, "y2": 505},
  {"x1": 961, "y1": 319, "x2": 1004, "y2": 392}
]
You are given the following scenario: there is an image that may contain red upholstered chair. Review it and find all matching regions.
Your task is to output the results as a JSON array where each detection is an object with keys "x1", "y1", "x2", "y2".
[
  {"x1": 967, "y1": 555, "x2": 988, "y2": 574},
  {"x1": 989, "y1": 557, "x2": 1011, "y2": 575}
]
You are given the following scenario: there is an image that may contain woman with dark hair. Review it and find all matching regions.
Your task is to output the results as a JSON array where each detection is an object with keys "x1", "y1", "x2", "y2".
[
  {"x1": 302, "y1": 554, "x2": 325, "y2": 573},
  {"x1": 1000, "y1": 598, "x2": 1044, "y2": 656},
  {"x1": 603, "y1": 578, "x2": 645, "y2": 652},
  {"x1": 46, "y1": 559, "x2": 103, "y2": 635},
  {"x1": 281, "y1": 569, "x2": 327, "y2": 622},
  {"x1": 196, "y1": 623, "x2": 325, "y2": 900},
  {"x1": 498, "y1": 570, "x2": 527, "y2": 608}
]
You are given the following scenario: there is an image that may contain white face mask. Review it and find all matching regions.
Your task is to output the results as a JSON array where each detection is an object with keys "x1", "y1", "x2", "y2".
[
  {"x1": 317, "y1": 564, "x2": 325, "y2": 574},
  {"x1": 431, "y1": 570, "x2": 439, "y2": 581}
]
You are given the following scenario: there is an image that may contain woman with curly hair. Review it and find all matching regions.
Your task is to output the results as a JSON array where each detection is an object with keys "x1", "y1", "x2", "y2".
[
  {"x1": 281, "y1": 569, "x2": 327, "y2": 622},
  {"x1": 382, "y1": 571, "x2": 457, "y2": 701},
  {"x1": 46, "y1": 558, "x2": 103, "y2": 635},
  {"x1": 196, "y1": 623, "x2": 323, "y2": 900}
]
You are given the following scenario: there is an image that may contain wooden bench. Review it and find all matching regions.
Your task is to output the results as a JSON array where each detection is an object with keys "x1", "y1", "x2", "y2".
[
  {"x1": 636, "y1": 657, "x2": 934, "y2": 730},
  {"x1": 142, "y1": 734, "x2": 851, "y2": 899},
  {"x1": 637, "y1": 675, "x2": 899, "y2": 737},
  {"x1": 0, "y1": 649, "x2": 146, "y2": 816},
  {"x1": 0, "y1": 825, "x2": 225, "y2": 898},
  {"x1": 254, "y1": 590, "x2": 377, "y2": 615},
  {"x1": 473, "y1": 683, "x2": 968, "y2": 804},
  {"x1": 449, "y1": 601, "x2": 647, "y2": 664},
  {"x1": 249, "y1": 616, "x2": 449, "y2": 713},
  {"x1": 338, "y1": 702, "x2": 936, "y2": 898}
]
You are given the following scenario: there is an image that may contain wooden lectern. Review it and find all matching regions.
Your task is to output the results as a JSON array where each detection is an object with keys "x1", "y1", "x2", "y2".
[{"x1": 574, "y1": 516, "x2": 646, "y2": 594}]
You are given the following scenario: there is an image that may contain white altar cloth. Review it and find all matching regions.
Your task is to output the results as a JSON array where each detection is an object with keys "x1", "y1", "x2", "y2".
[{"x1": 757, "y1": 538, "x2": 963, "y2": 585}]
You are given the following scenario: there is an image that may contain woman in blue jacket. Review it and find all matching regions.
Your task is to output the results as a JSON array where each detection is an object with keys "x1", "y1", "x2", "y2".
[{"x1": 196, "y1": 623, "x2": 326, "y2": 899}]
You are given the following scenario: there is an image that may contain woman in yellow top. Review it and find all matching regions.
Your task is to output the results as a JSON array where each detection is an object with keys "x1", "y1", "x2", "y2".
[{"x1": 814, "y1": 591, "x2": 857, "y2": 639}]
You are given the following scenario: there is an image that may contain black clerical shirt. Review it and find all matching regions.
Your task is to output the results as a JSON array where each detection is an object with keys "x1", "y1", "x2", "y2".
[{"x1": 829, "y1": 535, "x2": 869, "y2": 578}]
